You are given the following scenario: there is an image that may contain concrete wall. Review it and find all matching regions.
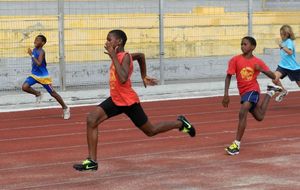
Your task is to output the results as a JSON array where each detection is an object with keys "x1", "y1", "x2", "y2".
[
  {"x1": 1, "y1": 4, "x2": 300, "y2": 92},
  {"x1": 0, "y1": 49, "x2": 282, "y2": 91}
]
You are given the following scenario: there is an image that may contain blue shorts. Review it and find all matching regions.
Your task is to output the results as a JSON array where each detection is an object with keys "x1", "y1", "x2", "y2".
[
  {"x1": 23, "y1": 76, "x2": 54, "y2": 94},
  {"x1": 240, "y1": 91, "x2": 260, "y2": 112},
  {"x1": 277, "y1": 66, "x2": 300, "y2": 81}
]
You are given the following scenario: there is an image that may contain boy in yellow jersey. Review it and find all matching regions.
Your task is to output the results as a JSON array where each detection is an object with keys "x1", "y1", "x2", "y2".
[{"x1": 22, "y1": 35, "x2": 70, "y2": 119}]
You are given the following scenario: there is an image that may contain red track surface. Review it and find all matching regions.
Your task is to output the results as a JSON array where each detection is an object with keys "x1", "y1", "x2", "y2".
[{"x1": 0, "y1": 93, "x2": 299, "y2": 190}]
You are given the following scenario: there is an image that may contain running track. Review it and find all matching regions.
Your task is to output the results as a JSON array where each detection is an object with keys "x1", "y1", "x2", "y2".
[{"x1": 0, "y1": 93, "x2": 299, "y2": 190}]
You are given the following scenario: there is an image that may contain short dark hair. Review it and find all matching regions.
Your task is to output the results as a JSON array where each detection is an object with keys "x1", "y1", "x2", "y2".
[
  {"x1": 37, "y1": 34, "x2": 47, "y2": 43},
  {"x1": 109, "y1": 30, "x2": 127, "y2": 46},
  {"x1": 242, "y1": 36, "x2": 256, "y2": 47}
]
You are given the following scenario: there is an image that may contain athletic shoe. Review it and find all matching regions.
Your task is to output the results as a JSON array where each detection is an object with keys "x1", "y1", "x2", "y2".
[
  {"x1": 177, "y1": 115, "x2": 196, "y2": 137},
  {"x1": 267, "y1": 84, "x2": 283, "y2": 97},
  {"x1": 225, "y1": 142, "x2": 240, "y2": 156},
  {"x1": 63, "y1": 107, "x2": 70, "y2": 120},
  {"x1": 267, "y1": 84, "x2": 282, "y2": 92},
  {"x1": 275, "y1": 90, "x2": 288, "y2": 102},
  {"x1": 73, "y1": 158, "x2": 98, "y2": 171},
  {"x1": 36, "y1": 93, "x2": 43, "y2": 104}
]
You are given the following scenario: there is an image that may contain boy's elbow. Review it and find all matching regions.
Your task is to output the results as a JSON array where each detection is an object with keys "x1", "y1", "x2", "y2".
[
  {"x1": 120, "y1": 76, "x2": 128, "y2": 84},
  {"x1": 132, "y1": 53, "x2": 145, "y2": 61},
  {"x1": 138, "y1": 53, "x2": 145, "y2": 61}
]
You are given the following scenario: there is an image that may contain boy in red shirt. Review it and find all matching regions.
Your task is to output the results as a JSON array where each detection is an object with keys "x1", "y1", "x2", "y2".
[
  {"x1": 222, "y1": 36, "x2": 282, "y2": 155},
  {"x1": 73, "y1": 30, "x2": 195, "y2": 171}
]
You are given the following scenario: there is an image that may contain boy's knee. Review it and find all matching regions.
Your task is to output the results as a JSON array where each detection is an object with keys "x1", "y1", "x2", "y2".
[
  {"x1": 49, "y1": 91, "x2": 57, "y2": 97},
  {"x1": 239, "y1": 109, "x2": 248, "y2": 116},
  {"x1": 87, "y1": 114, "x2": 96, "y2": 126},
  {"x1": 86, "y1": 112, "x2": 102, "y2": 128},
  {"x1": 255, "y1": 116, "x2": 264, "y2": 122},
  {"x1": 22, "y1": 84, "x2": 28, "y2": 91},
  {"x1": 144, "y1": 130, "x2": 155, "y2": 137},
  {"x1": 142, "y1": 127, "x2": 156, "y2": 137}
]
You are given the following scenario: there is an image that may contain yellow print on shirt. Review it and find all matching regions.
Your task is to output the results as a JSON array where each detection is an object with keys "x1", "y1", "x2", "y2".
[
  {"x1": 111, "y1": 71, "x2": 116, "y2": 81},
  {"x1": 110, "y1": 68, "x2": 116, "y2": 90},
  {"x1": 240, "y1": 67, "x2": 254, "y2": 81}
]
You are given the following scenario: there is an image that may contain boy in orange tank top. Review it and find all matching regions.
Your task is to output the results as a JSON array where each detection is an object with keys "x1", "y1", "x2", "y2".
[{"x1": 73, "y1": 30, "x2": 196, "y2": 171}]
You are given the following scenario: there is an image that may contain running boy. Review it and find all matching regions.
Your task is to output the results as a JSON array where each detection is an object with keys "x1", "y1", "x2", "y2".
[
  {"x1": 22, "y1": 35, "x2": 70, "y2": 119},
  {"x1": 272, "y1": 25, "x2": 300, "y2": 102},
  {"x1": 73, "y1": 30, "x2": 195, "y2": 171},
  {"x1": 222, "y1": 36, "x2": 282, "y2": 155}
]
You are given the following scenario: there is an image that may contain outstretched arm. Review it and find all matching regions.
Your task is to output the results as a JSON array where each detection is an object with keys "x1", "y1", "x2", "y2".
[
  {"x1": 255, "y1": 64, "x2": 276, "y2": 80},
  {"x1": 222, "y1": 74, "x2": 232, "y2": 108},
  {"x1": 131, "y1": 53, "x2": 146, "y2": 79},
  {"x1": 131, "y1": 52, "x2": 158, "y2": 87}
]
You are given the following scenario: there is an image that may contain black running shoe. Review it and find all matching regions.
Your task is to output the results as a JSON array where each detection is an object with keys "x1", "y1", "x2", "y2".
[
  {"x1": 225, "y1": 142, "x2": 240, "y2": 156},
  {"x1": 73, "y1": 158, "x2": 98, "y2": 171},
  {"x1": 177, "y1": 115, "x2": 196, "y2": 137}
]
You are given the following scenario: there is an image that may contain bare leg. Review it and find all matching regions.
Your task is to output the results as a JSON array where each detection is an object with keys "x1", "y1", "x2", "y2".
[
  {"x1": 86, "y1": 107, "x2": 108, "y2": 161},
  {"x1": 22, "y1": 83, "x2": 41, "y2": 97},
  {"x1": 50, "y1": 91, "x2": 68, "y2": 109},
  {"x1": 139, "y1": 120, "x2": 182, "y2": 137},
  {"x1": 296, "y1": 81, "x2": 300, "y2": 87},
  {"x1": 251, "y1": 93, "x2": 272, "y2": 121},
  {"x1": 235, "y1": 102, "x2": 252, "y2": 141}
]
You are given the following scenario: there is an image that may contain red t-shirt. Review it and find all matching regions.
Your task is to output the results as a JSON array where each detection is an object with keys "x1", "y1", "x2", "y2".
[
  {"x1": 227, "y1": 54, "x2": 270, "y2": 96},
  {"x1": 109, "y1": 52, "x2": 140, "y2": 106}
]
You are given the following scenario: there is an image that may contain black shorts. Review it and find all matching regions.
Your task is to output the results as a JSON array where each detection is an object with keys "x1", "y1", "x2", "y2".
[
  {"x1": 99, "y1": 97, "x2": 148, "y2": 127},
  {"x1": 276, "y1": 66, "x2": 300, "y2": 81}
]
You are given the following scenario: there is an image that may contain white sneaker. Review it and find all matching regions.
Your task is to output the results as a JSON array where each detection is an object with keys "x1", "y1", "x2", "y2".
[
  {"x1": 36, "y1": 93, "x2": 43, "y2": 104},
  {"x1": 266, "y1": 84, "x2": 282, "y2": 97},
  {"x1": 267, "y1": 84, "x2": 283, "y2": 92},
  {"x1": 63, "y1": 107, "x2": 71, "y2": 120},
  {"x1": 275, "y1": 90, "x2": 288, "y2": 102}
]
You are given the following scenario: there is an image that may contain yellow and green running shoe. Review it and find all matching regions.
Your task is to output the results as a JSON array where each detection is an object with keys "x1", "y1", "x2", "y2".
[
  {"x1": 73, "y1": 158, "x2": 98, "y2": 171},
  {"x1": 177, "y1": 115, "x2": 196, "y2": 137},
  {"x1": 225, "y1": 142, "x2": 240, "y2": 156}
]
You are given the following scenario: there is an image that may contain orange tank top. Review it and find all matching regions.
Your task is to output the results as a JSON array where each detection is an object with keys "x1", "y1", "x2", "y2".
[{"x1": 109, "y1": 52, "x2": 140, "y2": 106}]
